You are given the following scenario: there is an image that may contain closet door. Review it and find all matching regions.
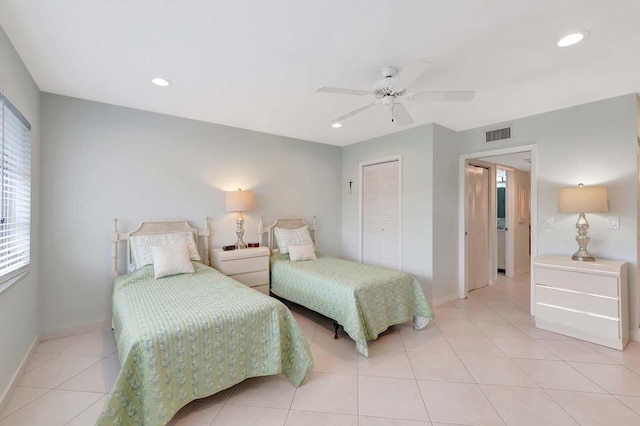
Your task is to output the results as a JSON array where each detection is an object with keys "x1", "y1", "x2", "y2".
[{"x1": 362, "y1": 160, "x2": 400, "y2": 269}]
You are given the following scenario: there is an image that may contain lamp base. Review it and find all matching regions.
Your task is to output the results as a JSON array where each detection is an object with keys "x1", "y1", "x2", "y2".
[
  {"x1": 571, "y1": 252, "x2": 595, "y2": 262},
  {"x1": 235, "y1": 211, "x2": 247, "y2": 249},
  {"x1": 571, "y1": 213, "x2": 596, "y2": 261}
]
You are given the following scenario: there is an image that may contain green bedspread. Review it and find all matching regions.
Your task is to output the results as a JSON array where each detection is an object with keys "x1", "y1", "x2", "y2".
[
  {"x1": 270, "y1": 254, "x2": 433, "y2": 357},
  {"x1": 97, "y1": 262, "x2": 313, "y2": 426}
]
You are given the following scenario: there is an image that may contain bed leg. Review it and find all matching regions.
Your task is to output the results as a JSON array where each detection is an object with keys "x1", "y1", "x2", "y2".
[{"x1": 332, "y1": 320, "x2": 340, "y2": 339}]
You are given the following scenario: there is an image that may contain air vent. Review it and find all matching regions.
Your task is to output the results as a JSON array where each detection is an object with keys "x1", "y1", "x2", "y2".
[{"x1": 485, "y1": 127, "x2": 511, "y2": 143}]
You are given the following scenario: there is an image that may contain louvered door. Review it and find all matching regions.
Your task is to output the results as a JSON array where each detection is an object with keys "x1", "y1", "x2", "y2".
[
  {"x1": 466, "y1": 163, "x2": 490, "y2": 291},
  {"x1": 362, "y1": 160, "x2": 400, "y2": 269}
]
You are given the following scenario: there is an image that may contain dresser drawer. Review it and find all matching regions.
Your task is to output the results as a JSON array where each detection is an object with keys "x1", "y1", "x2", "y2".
[
  {"x1": 535, "y1": 267, "x2": 618, "y2": 297},
  {"x1": 536, "y1": 285, "x2": 619, "y2": 318},
  {"x1": 536, "y1": 303, "x2": 619, "y2": 339},
  {"x1": 230, "y1": 270, "x2": 269, "y2": 287},
  {"x1": 216, "y1": 256, "x2": 268, "y2": 275}
]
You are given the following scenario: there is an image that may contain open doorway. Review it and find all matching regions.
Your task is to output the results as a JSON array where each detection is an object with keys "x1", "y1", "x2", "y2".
[
  {"x1": 458, "y1": 145, "x2": 538, "y2": 315},
  {"x1": 477, "y1": 152, "x2": 532, "y2": 281}
]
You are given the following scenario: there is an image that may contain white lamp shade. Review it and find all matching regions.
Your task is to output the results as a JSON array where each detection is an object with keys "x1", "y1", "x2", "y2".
[
  {"x1": 225, "y1": 189, "x2": 255, "y2": 212},
  {"x1": 558, "y1": 186, "x2": 608, "y2": 213}
]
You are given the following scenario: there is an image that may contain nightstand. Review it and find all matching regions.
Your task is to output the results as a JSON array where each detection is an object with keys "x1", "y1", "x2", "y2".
[
  {"x1": 211, "y1": 246, "x2": 270, "y2": 295},
  {"x1": 534, "y1": 254, "x2": 629, "y2": 350}
]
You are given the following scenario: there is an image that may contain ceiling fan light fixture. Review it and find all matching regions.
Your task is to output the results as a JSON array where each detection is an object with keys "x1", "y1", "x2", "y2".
[
  {"x1": 382, "y1": 95, "x2": 395, "y2": 106},
  {"x1": 151, "y1": 77, "x2": 170, "y2": 87},
  {"x1": 318, "y1": 60, "x2": 474, "y2": 127},
  {"x1": 556, "y1": 31, "x2": 589, "y2": 47}
]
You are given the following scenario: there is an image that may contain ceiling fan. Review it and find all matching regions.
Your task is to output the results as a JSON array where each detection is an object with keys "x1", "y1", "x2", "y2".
[{"x1": 317, "y1": 60, "x2": 475, "y2": 126}]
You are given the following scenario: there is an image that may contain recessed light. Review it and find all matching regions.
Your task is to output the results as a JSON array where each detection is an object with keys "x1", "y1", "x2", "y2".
[
  {"x1": 151, "y1": 77, "x2": 170, "y2": 87},
  {"x1": 331, "y1": 122, "x2": 342, "y2": 128},
  {"x1": 557, "y1": 31, "x2": 589, "y2": 47}
]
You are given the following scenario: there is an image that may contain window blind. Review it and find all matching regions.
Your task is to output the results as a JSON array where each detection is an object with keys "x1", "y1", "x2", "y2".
[{"x1": 0, "y1": 93, "x2": 31, "y2": 283}]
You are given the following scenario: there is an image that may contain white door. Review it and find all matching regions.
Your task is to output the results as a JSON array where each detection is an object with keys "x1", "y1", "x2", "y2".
[
  {"x1": 466, "y1": 163, "x2": 490, "y2": 291},
  {"x1": 362, "y1": 160, "x2": 400, "y2": 269}
]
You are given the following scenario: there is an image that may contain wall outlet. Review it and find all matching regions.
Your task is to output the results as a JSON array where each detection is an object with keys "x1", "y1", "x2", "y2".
[
  {"x1": 541, "y1": 217, "x2": 554, "y2": 228},
  {"x1": 608, "y1": 216, "x2": 620, "y2": 229}
]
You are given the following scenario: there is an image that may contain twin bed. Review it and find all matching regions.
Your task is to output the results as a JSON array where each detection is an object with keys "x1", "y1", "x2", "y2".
[
  {"x1": 98, "y1": 219, "x2": 313, "y2": 426},
  {"x1": 264, "y1": 218, "x2": 433, "y2": 357},
  {"x1": 99, "y1": 217, "x2": 433, "y2": 425}
]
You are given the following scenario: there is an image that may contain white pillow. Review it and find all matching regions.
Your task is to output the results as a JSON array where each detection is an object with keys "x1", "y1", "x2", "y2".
[
  {"x1": 273, "y1": 226, "x2": 314, "y2": 254},
  {"x1": 130, "y1": 231, "x2": 201, "y2": 269},
  {"x1": 151, "y1": 244, "x2": 194, "y2": 279},
  {"x1": 288, "y1": 244, "x2": 317, "y2": 262}
]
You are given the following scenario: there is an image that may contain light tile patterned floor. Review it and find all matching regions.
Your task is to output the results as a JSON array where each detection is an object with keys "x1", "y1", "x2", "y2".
[{"x1": 2, "y1": 273, "x2": 640, "y2": 425}]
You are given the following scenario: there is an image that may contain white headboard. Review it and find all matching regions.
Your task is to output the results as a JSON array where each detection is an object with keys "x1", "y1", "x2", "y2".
[
  {"x1": 111, "y1": 218, "x2": 210, "y2": 277},
  {"x1": 260, "y1": 217, "x2": 316, "y2": 252}
]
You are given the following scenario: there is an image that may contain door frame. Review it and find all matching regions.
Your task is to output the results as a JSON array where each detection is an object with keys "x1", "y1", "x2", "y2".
[
  {"x1": 458, "y1": 144, "x2": 538, "y2": 315},
  {"x1": 359, "y1": 155, "x2": 403, "y2": 268}
]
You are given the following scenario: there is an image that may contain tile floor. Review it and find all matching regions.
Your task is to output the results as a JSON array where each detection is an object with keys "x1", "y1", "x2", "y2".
[{"x1": 3, "y1": 273, "x2": 640, "y2": 425}]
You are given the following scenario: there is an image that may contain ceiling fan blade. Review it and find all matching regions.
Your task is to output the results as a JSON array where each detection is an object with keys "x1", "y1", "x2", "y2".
[
  {"x1": 392, "y1": 103, "x2": 413, "y2": 126},
  {"x1": 410, "y1": 91, "x2": 475, "y2": 102},
  {"x1": 332, "y1": 102, "x2": 377, "y2": 122},
  {"x1": 395, "y1": 60, "x2": 431, "y2": 89},
  {"x1": 316, "y1": 87, "x2": 372, "y2": 96}
]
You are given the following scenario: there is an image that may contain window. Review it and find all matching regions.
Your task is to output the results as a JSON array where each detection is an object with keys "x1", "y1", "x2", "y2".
[{"x1": 0, "y1": 94, "x2": 31, "y2": 284}]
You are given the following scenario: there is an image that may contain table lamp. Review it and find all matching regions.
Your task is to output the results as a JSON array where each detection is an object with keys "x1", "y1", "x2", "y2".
[
  {"x1": 558, "y1": 183, "x2": 608, "y2": 261},
  {"x1": 225, "y1": 189, "x2": 255, "y2": 249}
]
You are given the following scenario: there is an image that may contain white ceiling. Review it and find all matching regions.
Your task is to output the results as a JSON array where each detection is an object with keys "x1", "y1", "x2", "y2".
[{"x1": 1, "y1": 0, "x2": 639, "y2": 147}]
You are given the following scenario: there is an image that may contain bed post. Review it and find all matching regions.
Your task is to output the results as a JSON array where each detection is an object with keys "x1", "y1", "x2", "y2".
[
  {"x1": 258, "y1": 216, "x2": 264, "y2": 246},
  {"x1": 204, "y1": 217, "x2": 210, "y2": 266},
  {"x1": 112, "y1": 218, "x2": 119, "y2": 278},
  {"x1": 311, "y1": 216, "x2": 317, "y2": 244}
]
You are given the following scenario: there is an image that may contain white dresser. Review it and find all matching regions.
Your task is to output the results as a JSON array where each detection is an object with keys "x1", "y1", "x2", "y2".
[
  {"x1": 534, "y1": 254, "x2": 628, "y2": 350},
  {"x1": 211, "y1": 247, "x2": 270, "y2": 295}
]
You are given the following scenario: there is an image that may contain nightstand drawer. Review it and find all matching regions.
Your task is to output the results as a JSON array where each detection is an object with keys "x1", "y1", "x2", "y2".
[
  {"x1": 535, "y1": 267, "x2": 618, "y2": 297},
  {"x1": 211, "y1": 247, "x2": 270, "y2": 296},
  {"x1": 216, "y1": 256, "x2": 268, "y2": 275},
  {"x1": 252, "y1": 284, "x2": 269, "y2": 295},
  {"x1": 231, "y1": 270, "x2": 269, "y2": 287},
  {"x1": 536, "y1": 285, "x2": 619, "y2": 318},
  {"x1": 536, "y1": 303, "x2": 619, "y2": 339}
]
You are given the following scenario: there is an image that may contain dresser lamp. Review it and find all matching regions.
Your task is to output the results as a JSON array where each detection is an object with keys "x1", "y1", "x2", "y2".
[
  {"x1": 558, "y1": 183, "x2": 608, "y2": 261},
  {"x1": 225, "y1": 189, "x2": 255, "y2": 249}
]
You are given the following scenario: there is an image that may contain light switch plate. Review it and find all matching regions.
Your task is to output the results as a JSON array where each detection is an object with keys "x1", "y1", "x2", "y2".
[
  {"x1": 608, "y1": 216, "x2": 620, "y2": 229},
  {"x1": 541, "y1": 217, "x2": 554, "y2": 228}
]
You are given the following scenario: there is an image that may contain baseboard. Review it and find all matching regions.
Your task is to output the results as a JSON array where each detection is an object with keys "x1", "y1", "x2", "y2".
[
  {"x1": 514, "y1": 267, "x2": 531, "y2": 277},
  {"x1": 0, "y1": 333, "x2": 39, "y2": 415},
  {"x1": 631, "y1": 329, "x2": 640, "y2": 343},
  {"x1": 40, "y1": 320, "x2": 110, "y2": 342},
  {"x1": 430, "y1": 292, "x2": 459, "y2": 307}
]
